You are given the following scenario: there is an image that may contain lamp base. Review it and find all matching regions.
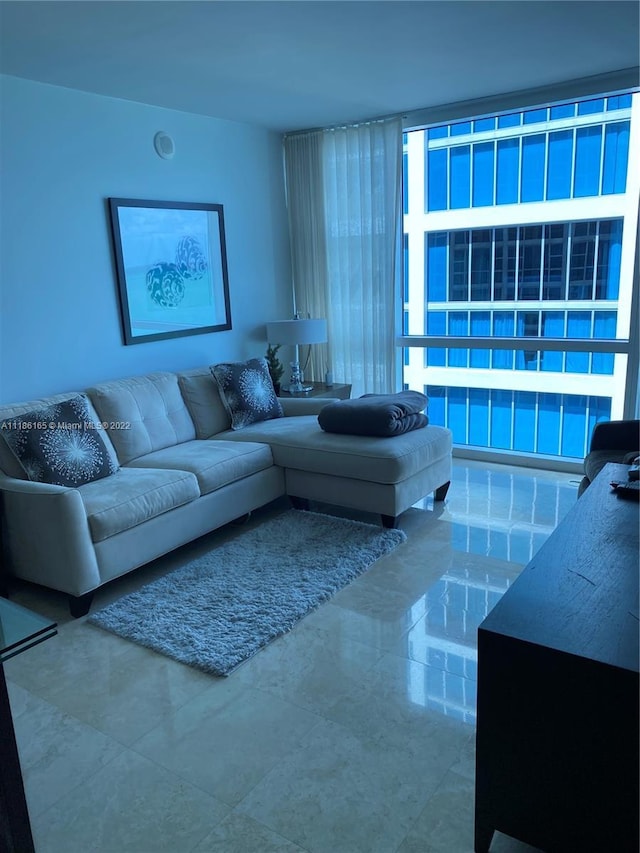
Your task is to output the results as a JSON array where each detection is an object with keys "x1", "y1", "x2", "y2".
[
  {"x1": 286, "y1": 362, "x2": 314, "y2": 393},
  {"x1": 288, "y1": 362, "x2": 304, "y2": 393}
]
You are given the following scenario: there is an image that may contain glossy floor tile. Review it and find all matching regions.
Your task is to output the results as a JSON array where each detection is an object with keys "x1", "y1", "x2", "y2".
[{"x1": 4, "y1": 459, "x2": 578, "y2": 852}]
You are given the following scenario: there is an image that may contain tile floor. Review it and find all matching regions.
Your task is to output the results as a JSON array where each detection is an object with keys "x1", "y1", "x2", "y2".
[{"x1": 4, "y1": 459, "x2": 580, "y2": 853}]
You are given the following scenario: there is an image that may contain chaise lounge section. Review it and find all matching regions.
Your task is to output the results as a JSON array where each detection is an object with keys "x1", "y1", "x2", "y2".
[{"x1": 0, "y1": 364, "x2": 452, "y2": 616}]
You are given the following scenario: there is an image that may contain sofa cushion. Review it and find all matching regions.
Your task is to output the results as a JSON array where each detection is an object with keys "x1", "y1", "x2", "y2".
[
  {"x1": 126, "y1": 439, "x2": 274, "y2": 496},
  {"x1": 177, "y1": 367, "x2": 231, "y2": 438},
  {"x1": 78, "y1": 466, "x2": 200, "y2": 542},
  {"x1": 213, "y1": 415, "x2": 452, "y2": 485},
  {"x1": 211, "y1": 358, "x2": 283, "y2": 430},
  {"x1": 87, "y1": 372, "x2": 196, "y2": 465},
  {"x1": 0, "y1": 394, "x2": 118, "y2": 487}
]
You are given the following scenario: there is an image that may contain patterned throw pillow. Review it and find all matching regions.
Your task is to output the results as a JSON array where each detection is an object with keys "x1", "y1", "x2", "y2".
[
  {"x1": 211, "y1": 358, "x2": 283, "y2": 430},
  {"x1": 0, "y1": 394, "x2": 119, "y2": 487}
]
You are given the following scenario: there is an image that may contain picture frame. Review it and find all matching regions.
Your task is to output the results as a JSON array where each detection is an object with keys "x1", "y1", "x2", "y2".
[{"x1": 108, "y1": 198, "x2": 232, "y2": 345}]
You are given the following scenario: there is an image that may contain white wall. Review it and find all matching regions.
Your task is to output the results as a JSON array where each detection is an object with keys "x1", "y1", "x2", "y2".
[{"x1": 0, "y1": 75, "x2": 293, "y2": 402}]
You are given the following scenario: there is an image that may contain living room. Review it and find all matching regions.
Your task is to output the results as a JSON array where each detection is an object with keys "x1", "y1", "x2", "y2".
[{"x1": 1, "y1": 2, "x2": 639, "y2": 852}]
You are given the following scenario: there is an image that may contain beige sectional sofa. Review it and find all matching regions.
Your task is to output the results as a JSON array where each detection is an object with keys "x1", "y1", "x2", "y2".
[{"x1": 0, "y1": 365, "x2": 452, "y2": 616}]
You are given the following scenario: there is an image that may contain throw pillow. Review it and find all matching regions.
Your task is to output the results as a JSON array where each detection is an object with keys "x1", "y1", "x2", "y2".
[
  {"x1": 211, "y1": 358, "x2": 283, "y2": 430},
  {"x1": 0, "y1": 394, "x2": 119, "y2": 487}
]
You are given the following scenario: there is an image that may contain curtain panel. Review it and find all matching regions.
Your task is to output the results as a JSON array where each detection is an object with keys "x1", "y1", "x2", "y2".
[{"x1": 284, "y1": 116, "x2": 403, "y2": 396}]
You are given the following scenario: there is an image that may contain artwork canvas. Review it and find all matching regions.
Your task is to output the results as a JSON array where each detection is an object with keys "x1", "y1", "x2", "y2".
[{"x1": 108, "y1": 198, "x2": 232, "y2": 344}]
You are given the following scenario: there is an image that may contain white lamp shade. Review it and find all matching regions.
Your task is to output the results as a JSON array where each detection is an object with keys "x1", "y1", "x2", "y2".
[{"x1": 266, "y1": 318, "x2": 327, "y2": 346}]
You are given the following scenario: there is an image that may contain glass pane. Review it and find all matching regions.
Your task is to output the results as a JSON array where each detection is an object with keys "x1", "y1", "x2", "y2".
[
  {"x1": 541, "y1": 312, "x2": 565, "y2": 372},
  {"x1": 403, "y1": 234, "x2": 409, "y2": 301},
  {"x1": 470, "y1": 241, "x2": 491, "y2": 300},
  {"x1": 546, "y1": 223, "x2": 565, "y2": 239},
  {"x1": 496, "y1": 139, "x2": 519, "y2": 204},
  {"x1": 426, "y1": 232, "x2": 447, "y2": 302},
  {"x1": 403, "y1": 151, "x2": 408, "y2": 214},
  {"x1": 587, "y1": 396, "x2": 612, "y2": 444},
  {"x1": 592, "y1": 311, "x2": 616, "y2": 374},
  {"x1": 469, "y1": 388, "x2": 490, "y2": 446},
  {"x1": 490, "y1": 390, "x2": 512, "y2": 449},
  {"x1": 473, "y1": 118, "x2": 495, "y2": 132},
  {"x1": 574, "y1": 126, "x2": 602, "y2": 197},
  {"x1": 470, "y1": 312, "x2": 491, "y2": 367},
  {"x1": 513, "y1": 391, "x2": 536, "y2": 451},
  {"x1": 537, "y1": 393, "x2": 561, "y2": 455},
  {"x1": 565, "y1": 312, "x2": 591, "y2": 373},
  {"x1": 449, "y1": 232, "x2": 469, "y2": 300},
  {"x1": 427, "y1": 148, "x2": 448, "y2": 211},
  {"x1": 518, "y1": 230, "x2": 542, "y2": 300},
  {"x1": 448, "y1": 387, "x2": 468, "y2": 443},
  {"x1": 451, "y1": 121, "x2": 472, "y2": 136},
  {"x1": 561, "y1": 394, "x2": 588, "y2": 457},
  {"x1": 521, "y1": 135, "x2": 545, "y2": 202},
  {"x1": 448, "y1": 311, "x2": 469, "y2": 366},
  {"x1": 568, "y1": 234, "x2": 595, "y2": 299},
  {"x1": 515, "y1": 312, "x2": 540, "y2": 370},
  {"x1": 543, "y1": 233, "x2": 566, "y2": 299},
  {"x1": 493, "y1": 229, "x2": 516, "y2": 299},
  {"x1": 426, "y1": 386, "x2": 446, "y2": 425},
  {"x1": 472, "y1": 142, "x2": 494, "y2": 207},
  {"x1": 427, "y1": 311, "x2": 446, "y2": 365},
  {"x1": 523, "y1": 108, "x2": 547, "y2": 124},
  {"x1": 498, "y1": 113, "x2": 520, "y2": 128},
  {"x1": 602, "y1": 122, "x2": 630, "y2": 194},
  {"x1": 491, "y1": 312, "x2": 515, "y2": 369},
  {"x1": 450, "y1": 146, "x2": 471, "y2": 208},
  {"x1": 595, "y1": 219, "x2": 623, "y2": 299},
  {"x1": 403, "y1": 310, "x2": 410, "y2": 366},
  {"x1": 577, "y1": 98, "x2": 605, "y2": 115},
  {"x1": 550, "y1": 103, "x2": 575, "y2": 120},
  {"x1": 546, "y1": 130, "x2": 573, "y2": 200},
  {"x1": 493, "y1": 311, "x2": 514, "y2": 335}
]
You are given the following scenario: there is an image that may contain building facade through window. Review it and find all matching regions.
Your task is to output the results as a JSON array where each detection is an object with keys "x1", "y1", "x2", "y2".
[{"x1": 402, "y1": 91, "x2": 639, "y2": 461}]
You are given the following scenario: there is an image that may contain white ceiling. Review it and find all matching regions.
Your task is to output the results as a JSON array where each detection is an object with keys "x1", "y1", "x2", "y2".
[{"x1": 0, "y1": 0, "x2": 638, "y2": 133}]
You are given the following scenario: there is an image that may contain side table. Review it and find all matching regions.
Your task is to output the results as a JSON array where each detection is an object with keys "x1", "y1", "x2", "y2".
[
  {"x1": 1, "y1": 598, "x2": 57, "y2": 852},
  {"x1": 279, "y1": 381, "x2": 351, "y2": 400}
]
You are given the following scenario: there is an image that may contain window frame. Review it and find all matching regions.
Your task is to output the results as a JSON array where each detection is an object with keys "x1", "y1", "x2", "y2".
[{"x1": 399, "y1": 72, "x2": 640, "y2": 466}]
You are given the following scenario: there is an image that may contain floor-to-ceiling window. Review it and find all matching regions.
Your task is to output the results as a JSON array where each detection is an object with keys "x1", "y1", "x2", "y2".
[{"x1": 401, "y1": 89, "x2": 639, "y2": 463}]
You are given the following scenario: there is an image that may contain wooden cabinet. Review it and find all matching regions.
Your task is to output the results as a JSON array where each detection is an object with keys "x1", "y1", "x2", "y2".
[{"x1": 475, "y1": 463, "x2": 639, "y2": 852}]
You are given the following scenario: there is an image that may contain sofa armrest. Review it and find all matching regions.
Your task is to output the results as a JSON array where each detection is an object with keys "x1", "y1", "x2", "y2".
[
  {"x1": 589, "y1": 419, "x2": 640, "y2": 453},
  {"x1": 0, "y1": 475, "x2": 101, "y2": 596},
  {"x1": 280, "y1": 397, "x2": 338, "y2": 417}
]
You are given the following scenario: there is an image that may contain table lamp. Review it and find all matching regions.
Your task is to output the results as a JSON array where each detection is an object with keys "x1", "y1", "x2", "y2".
[{"x1": 266, "y1": 317, "x2": 327, "y2": 392}]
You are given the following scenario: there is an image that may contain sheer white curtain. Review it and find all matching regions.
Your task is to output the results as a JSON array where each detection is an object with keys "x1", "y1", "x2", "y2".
[
  {"x1": 284, "y1": 117, "x2": 403, "y2": 396},
  {"x1": 283, "y1": 130, "x2": 329, "y2": 382}
]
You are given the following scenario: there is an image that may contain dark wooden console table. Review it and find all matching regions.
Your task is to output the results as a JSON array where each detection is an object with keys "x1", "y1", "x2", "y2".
[{"x1": 475, "y1": 462, "x2": 639, "y2": 852}]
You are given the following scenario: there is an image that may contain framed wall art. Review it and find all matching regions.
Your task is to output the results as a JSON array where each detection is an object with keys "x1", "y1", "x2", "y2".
[{"x1": 108, "y1": 198, "x2": 232, "y2": 344}]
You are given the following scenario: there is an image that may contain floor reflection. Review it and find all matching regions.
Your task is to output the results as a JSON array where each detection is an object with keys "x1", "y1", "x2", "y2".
[{"x1": 407, "y1": 460, "x2": 578, "y2": 723}]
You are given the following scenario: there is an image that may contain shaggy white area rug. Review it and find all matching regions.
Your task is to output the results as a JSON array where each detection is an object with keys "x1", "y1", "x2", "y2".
[{"x1": 88, "y1": 509, "x2": 406, "y2": 676}]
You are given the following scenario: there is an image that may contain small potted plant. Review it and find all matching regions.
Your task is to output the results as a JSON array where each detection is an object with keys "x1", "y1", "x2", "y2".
[{"x1": 265, "y1": 343, "x2": 285, "y2": 395}]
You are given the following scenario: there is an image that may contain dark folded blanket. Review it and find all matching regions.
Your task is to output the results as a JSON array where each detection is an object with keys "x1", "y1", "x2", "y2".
[{"x1": 318, "y1": 391, "x2": 429, "y2": 437}]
